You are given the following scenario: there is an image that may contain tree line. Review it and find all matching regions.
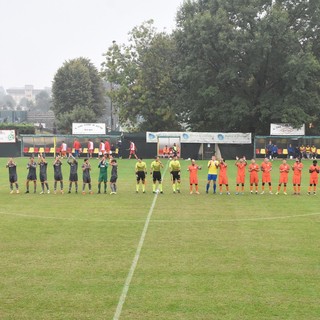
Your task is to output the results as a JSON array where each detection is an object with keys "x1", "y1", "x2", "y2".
[{"x1": 52, "y1": 0, "x2": 320, "y2": 134}]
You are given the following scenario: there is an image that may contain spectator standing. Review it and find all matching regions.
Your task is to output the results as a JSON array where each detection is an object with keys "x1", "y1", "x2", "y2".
[
  {"x1": 87, "y1": 139, "x2": 94, "y2": 158},
  {"x1": 60, "y1": 141, "x2": 67, "y2": 158},
  {"x1": 129, "y1": 141, "x2": 138, "y2": 159},
  {"x1": 73, "y1": 138, "x2": 81, "y2": 158},
  {"x1": 288, "y1": 144, "x2": 295, "y2": 159}
]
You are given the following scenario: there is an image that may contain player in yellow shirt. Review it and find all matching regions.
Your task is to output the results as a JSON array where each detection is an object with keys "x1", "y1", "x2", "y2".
[
  {"x1": 169, "y1": 155, "x2": 181, "y2": 193},
  {"x1": 206, "y1": 155, "x2": 219, "y2": 194},
  {"x1": 150, "y1": 156, "x2": 164, "y2": 194},
  {"x1": 135, "y1": 158, "x2": 147, "y2": 193}
]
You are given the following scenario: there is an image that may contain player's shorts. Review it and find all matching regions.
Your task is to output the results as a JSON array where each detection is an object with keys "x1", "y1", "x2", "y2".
[
  {"x1": 69, "y1": 173, "x2": 78, "y2": 182},
  {"x1": 236, "y1": 175, "x2": 245, "y2": 184},
  {"x1": 9, "y1": 174, "x2": 17, "y2": 183},
  {"x1": 292, "y1": 175, "x2": 301, "y2": 185},
  {"x1": 98, "y1": 173, "x2": 108, "y2": 183},
  {"x1": 171, "y1": 171, "x2": 180, "y2": 182},
  {"x1": 110, "y1": 175, "x2": 117, "y2": 183},
  {"x1": 54, "y1": 174, "x2": 63, "y2": 181},
  {"x1": 189, "y1": 177, "x2": 198, "y2": 184},
  {"x1": 152, "y1": 171, "x2": 161, "y2": 182},
  {"x1": 40, "y1": 174, "x2": 47, "y2": 182},
  {"x1": 279, "y1": 174, "x2": 288, "y2": 184},
  {"x1": 27, "y1": 173, "x2": 37, "y2": 181},
  {"x1": 130, "y1": 150, "x2": 136, "y2": 155},
  {"x1": 219, "y1": 175, "x2": 228, "y2": 185},
  {"x1": 83, "y1": 176, "x2": 91, "y2": 184},
  {"x1": 262, "y1": 174, "x2": 271, "y2": 183},
  {"x1": 207, "y1": 174, "x2": 217, "y2": 181},
  {"x1": 309, "y1": 177, "x2": 318, "y2": 185},
  {"x1": 250, "y1": 174, "x2": 259, "y2": 185},
  {"x1": 136, "y1": 171, "x2": 145, "y2": 181}
]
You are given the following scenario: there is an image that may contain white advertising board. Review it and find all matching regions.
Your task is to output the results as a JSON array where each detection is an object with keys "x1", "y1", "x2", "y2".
[
  {"x1": 0, "y1": 130, "x2": 15, "y2": 143},
  {"x1": 270, "y1": 123, "x2": 305, "y2": 136},
  {"x1": 147, "y1": 132, "x2": 252, "y2": 144},
  {"x1": 72, "y1": 123, "x2": 106, "y2": 135}
]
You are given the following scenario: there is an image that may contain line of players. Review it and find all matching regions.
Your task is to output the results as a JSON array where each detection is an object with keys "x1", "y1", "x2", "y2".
[
  {"x1": 6, "y1": 153, "x2": 118, "y2": 195},
  {"x1": 6, "y1": 154, "x2": 319, "y2": 196},
  {"x1": 216, "y1": 155, "x2": 318, "y2": 196},
  {"x1": 136, "y1": 155, "x2": 319, "y2": 196}
]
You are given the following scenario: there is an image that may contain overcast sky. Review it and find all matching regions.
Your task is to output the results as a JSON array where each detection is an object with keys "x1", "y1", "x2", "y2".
[{"x1": 0, "y1": 0, "x2": 184, "y2": 90}]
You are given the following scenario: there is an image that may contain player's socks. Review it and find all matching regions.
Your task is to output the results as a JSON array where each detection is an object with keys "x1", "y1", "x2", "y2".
[
  {"x1": 213, "y1": 184, "x2": 216, "y2": 193},
  {"x1": 104, "y1": 182, "x2": 107, "y2": 193},
  {"x1": 54, "y1": 181, "x2": 57, "y2": 190},
  {"x1": 172, "y1": 184, "x2": 176, "y2": 192},
  {"x1": 69, "y1": 182, "x2": 72, "y2": 192},
  {"x1": 159, "y1": 184, "x2": 162, "y2": 192},
  {"x1": 206, "y1": 184, "x2": 209, "y2": 192},
  {"x1": 60, "y1": 182, "x2": 63, "y2": 190},
  {"x1": 153, "y1": 184, "x2": 156, "y2": 192},
  {"x1": 136, "y1": 184, "x2": 139, "y2": 192},
  {"x1": 177, "y1": 182, "x2": 180, "y2": 191},
  {"x1": 142, "y1": 185, "x2": 145, "y2": 192},
  {"x1": 98, "y1": 183, "x2": 101, "y2": 193}
]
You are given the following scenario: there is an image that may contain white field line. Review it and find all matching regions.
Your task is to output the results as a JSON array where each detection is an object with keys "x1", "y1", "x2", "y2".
[
  {"x1": 113, "y1": 160, "x2": 170, "y2": 320},
  {"x1": 1, "y1": 211, "x2": 320, "y2": 223}
]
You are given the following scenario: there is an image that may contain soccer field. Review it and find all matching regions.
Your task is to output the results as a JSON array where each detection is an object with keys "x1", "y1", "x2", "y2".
[{"x1": 0, "y1": 157, "x2": 319, "y2": 320}]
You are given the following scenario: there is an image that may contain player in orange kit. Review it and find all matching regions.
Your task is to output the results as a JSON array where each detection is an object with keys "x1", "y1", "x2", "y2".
[
  {"x1": 275, "y1": 159, "x2": 290, "y2": 195},
  {"x1": 260, "y1": 158, "x2": 273, "y2": 194},
  {"x1": 218, "y1": 158, "x2": 230, "y2": 195},
  {"x1": 248, "y1": 159, "x2": 260, "y2": 194},
  {"x1": 292, "y1": 158, "x2": 303, "y2": 195},
  {"x1": 308, "y1": 160, "x2": 319, "y2": 195},
  {"x1": 235, "y1": 156, "x2": 247, "y2": 195},
  {"x1": 187, "y1": 159, "x2": 202, "y2": 194}
]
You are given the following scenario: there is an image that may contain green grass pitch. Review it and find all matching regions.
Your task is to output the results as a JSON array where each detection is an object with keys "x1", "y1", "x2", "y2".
[{"x1": 0, "y1": 156, "x2": 319, "y2": 319}]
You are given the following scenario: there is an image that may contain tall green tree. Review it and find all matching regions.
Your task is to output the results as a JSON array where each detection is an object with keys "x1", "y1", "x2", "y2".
[
  {"x1": 52, "y1": 57, "x2": 105, "y2": 133},
  {"x1": 101, "y1": 20, "x2": 181, "y2": 131},
  {"x1": 175, "y1": 0, "x2": 320, "y2": 134}
]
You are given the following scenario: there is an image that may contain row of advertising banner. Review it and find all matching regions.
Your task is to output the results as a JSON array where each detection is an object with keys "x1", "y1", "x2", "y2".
[{"x1": 0, "y1": 130, "x2": 15, "y2": 143}]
